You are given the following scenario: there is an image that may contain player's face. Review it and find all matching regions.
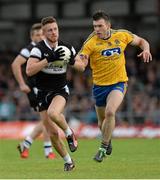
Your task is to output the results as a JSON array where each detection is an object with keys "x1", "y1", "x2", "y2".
[
  {"x1": 32, "y1": 29, "x2": 43, "y2": 43},
  {"x1": 93, "y1": 19, "x2": 111, "y2": 39},
  {"x1": 43, "y1": 22, "x2": 59, "y2": 43}
]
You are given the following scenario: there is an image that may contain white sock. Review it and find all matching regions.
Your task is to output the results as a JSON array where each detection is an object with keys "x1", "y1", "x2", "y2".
[
  {"x1": 44, "y1": 141, "x2": 53, "y2": 156},
  {"x1": 64, "y1": 127, "x2": 72, "y2": 137},
  {"x1": 63, "y1": 153, "x2": 72, "y2": 164},
  {"x1": 23, "y1": 136, "x2": 33, "y2": 149}
]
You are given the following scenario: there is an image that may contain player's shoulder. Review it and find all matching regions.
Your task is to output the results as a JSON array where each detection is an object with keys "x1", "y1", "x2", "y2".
[
  {"x1": 27, "y1": 42, "x2": 35, "y2": 51},
  {"x1": 58, "y1": 40, "x2": 76, "y2": 55},
  {"x1": 58, "y1": 40, "x2": 73, "y2": 50},
  {"x1": 111, "y1": 28, "x2": 133, "y2": 35},
  {"x1": 86, "y1": 32, "x2": 96, "y2": 40},
  {"x1": 22, "y1": 42, "x2": 35, "y2": 52},
  {"x1": 30, "y1": 41, "x2": 43, "y2": 59},
  {"x1": 111, "y1": 29, "x2": 134, "y2": 44},
  {"x1": 83, "y1": 32, "x2": 96, "y2": 45},
  {"x1": 34, "y1": 40, "x2": 50, "y2": 54},
  {"x1": 35, "y1": 40, "x2": 45, "y2": 48},
  {"x1": 19, "y1": 42, "x2": 34, "y2": 59}
]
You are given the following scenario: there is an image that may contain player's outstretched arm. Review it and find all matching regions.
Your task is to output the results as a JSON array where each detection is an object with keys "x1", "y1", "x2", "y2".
[
  {"x1": 131, "y1": 34, "x2": 152, "y2": 63},
  {"x1": 73, "y1": 54, "x2": 88, "y2": 72}
]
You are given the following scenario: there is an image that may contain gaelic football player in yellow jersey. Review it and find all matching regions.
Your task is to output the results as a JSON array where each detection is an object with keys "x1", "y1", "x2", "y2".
[{"x1": 73, "y1": 10, "x2": 152, "y2": 162}]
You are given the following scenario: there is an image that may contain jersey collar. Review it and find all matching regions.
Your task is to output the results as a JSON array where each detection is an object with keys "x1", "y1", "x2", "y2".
[
  {"x1": 102, "y1": 29, "x2": 111, "y2": 40},
  {"x1": 43, "y1": 39, "x2": 58, "y2": 50}
]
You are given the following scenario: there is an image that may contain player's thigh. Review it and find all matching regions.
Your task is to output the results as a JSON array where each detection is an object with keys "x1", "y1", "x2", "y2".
[
  {"x1": 48, "y1": 95, "x2": 66, "y2": 114},
  {"x1": 106, "y1": 90, "x2": 125, "y2": 113},
  {"x1": 95, "y1": 106, "x2": 105, "y2": 129}
]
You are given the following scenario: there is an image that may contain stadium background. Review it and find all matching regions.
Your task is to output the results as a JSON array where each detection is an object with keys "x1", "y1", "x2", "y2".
[{"x1": 0, "y1": 0, "x2": 160, "y2": 139}]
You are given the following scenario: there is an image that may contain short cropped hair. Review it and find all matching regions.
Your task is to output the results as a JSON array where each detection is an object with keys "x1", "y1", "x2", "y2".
[
  {"x1": 30, "y1": 23, "x2": 41, "y2": 36},
  {"x1": 92, "y1": 10, "x2": 110, "y2": 22},
  {"x1": 41, "y1": 16, "x2": 57, "y2": 26}
]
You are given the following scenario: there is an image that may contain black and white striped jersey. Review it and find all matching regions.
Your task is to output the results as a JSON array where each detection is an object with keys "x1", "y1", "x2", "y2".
[
  {"x1": 30, "y1": 39, "x2": 76, "y2": 91},
  {"x1": 19, "y1": 42, "x2": 36, "y2": 60},
  {"x1": 18, "y1": 42, "x2": 36, "y2": 87}
]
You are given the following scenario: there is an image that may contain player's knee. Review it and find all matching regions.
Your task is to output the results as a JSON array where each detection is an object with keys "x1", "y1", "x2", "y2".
[
  {"x1": 105, "y1": 109, "x2": 115, "y2": 119},
  {"x1": 47, "y1": 109, "x2": 59, "y2": 121}
]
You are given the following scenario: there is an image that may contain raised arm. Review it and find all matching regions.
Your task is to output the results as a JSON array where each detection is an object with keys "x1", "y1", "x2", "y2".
[{"x1": 130, "y1": 34, "x2": 152, "y2": 63}]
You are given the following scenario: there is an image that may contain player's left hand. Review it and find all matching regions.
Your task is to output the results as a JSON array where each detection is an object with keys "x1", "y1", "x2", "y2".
[
  {"x1": 137, "y1": 50, "x2": 152, "y2": 63},
  {"x1": 54, "y1": 47, "x2": 65, "y2": 61},
  {"x1": 46, "y1": 48, "x2": 65, "y2": 63}
]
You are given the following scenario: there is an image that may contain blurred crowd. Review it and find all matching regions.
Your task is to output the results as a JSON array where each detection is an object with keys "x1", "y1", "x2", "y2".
[{"x1": 0, "y1": 43, "x2": 160, "y2": 126}]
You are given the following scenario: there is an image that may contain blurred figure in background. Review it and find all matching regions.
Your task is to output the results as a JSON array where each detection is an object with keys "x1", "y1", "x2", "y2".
[
  {"x1": 11, "y1": 23, "x2": 56, "y2": 159},
  {"x1": 0, "y1": 95, "x2": 15, "y2": 121},
  {"x1": 74, "y1": 10, "x2": 152, "y2": 162}
]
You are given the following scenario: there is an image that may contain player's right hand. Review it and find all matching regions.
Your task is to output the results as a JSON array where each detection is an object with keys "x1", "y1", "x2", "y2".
[
  {"x1": 137, "y1": 50, "x2": 152, "y2": 63},
  {"x1": 46, "y1": 48, "x2": 65, "y2": 62}
]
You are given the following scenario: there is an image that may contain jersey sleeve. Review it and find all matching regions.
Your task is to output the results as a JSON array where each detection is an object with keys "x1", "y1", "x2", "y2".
[
  {"x1": 19, "y1": 48, "x2": 30, "y2": 59},
  {"x1": 79, "y1": 32, "x2": 95, "y2": 56},
  {"x1": 30, "y1": 47, "x2": 42, "y2": 59},
  {"x1": 121, "y1": 30, "x2": 134, "y2": 44},
  {"x1": 79, "y1": 41, "x2": 93, "y2": 57}
]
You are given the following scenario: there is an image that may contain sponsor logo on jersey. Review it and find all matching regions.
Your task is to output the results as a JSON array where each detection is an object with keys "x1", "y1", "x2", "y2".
[{"x1": 101, "y1": 47, "x2": 121, "y2": 56}]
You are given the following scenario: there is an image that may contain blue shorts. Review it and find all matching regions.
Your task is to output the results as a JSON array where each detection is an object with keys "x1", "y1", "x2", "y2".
[{"x1": 93, "y1": 82, "x2": 127, "y2": 107}]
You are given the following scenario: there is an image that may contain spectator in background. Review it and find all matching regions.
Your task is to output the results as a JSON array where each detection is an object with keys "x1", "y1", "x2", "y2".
[{"x1": 0, "y1": 95, "x2": 15, "y2": 121}]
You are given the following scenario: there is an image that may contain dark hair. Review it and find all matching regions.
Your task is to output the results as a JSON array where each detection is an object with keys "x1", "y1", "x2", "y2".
[
  {"x1": 30, "y1": 23, "x2": 41, "y2": 35},
  {"x1": 92, "y1": 10, "x2": 110, "y2": 22},
  {"x1": 41, "y1": 16, "x2": 57, "y2": 26}
]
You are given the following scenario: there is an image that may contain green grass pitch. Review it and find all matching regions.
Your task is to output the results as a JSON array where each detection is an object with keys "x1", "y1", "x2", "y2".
[{"x1": 0, "y1": 138, "x2": 160, "y2": 179}]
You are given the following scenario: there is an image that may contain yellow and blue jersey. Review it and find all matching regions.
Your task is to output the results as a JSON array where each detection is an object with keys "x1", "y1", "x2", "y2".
[{"x1": 79, "y1": 29, "x2": 134, "y2": 86}]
